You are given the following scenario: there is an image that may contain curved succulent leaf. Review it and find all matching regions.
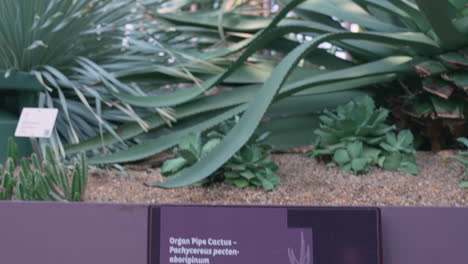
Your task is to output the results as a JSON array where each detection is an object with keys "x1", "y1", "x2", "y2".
[{"x1": 415, "y1": 0, "x2": 468, "y2": 50}]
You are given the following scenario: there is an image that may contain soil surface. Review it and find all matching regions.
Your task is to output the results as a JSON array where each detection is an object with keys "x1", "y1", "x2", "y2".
[{"x1": 85, "y1": 151, "x2": 467, "y2": 206}]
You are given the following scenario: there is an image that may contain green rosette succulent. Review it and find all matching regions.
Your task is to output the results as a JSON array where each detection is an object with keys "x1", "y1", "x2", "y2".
[{"x1": 311, "y1": 96, "x2": 419, "y2": 175}]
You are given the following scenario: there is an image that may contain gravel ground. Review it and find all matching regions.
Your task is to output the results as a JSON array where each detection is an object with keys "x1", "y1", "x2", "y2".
[{"x1": 84, "y1": 151, "x2": 467, "y2": 206}]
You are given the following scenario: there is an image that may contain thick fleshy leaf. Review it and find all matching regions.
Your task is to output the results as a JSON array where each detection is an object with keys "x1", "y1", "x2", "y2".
[
  {"x1": 89, "y1": 104, "x2": 246, "y2": 164},
  {"x1": 383, "y1": 152, "x2": 402, "y2": 170},
  {"x1": 413, "y1": 60, "x2": 447, "y2": 77},
  {"x1": 439, "y1": 52, "x2": 468, "y2": 68},
  {"x1": 351, "y1": 158, "x2": 368, "y2": 172},
  {"x1": 387, "y1": 0, "x2": 431, "y2": 32},
  {"x1": 442, "y1": 72, "x2": 468, "y2": 92},
  {"x1": 415, "y1": 0, "x2": 468, "y2": 50},
  {"x1": 281, "y1": 0, "x2": 405, "y2": 32},
  {"x1": 430, "y1": 95, "x2": 464, "y2": 119},
  {"x1": 334, "y1": 149, "x2": 350, "y2": 165},
  {"x1": 421, "y1": 77, "x2": 456, "y2": 99}
]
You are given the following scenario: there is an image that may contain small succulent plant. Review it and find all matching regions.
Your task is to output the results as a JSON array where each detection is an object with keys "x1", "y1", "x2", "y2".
[
  {"x1": 453, "y1": 138, "x2": 468, "y2": 188},
  {"x1": 162, "y1": 118, "x2": 280, "y2": 190},
  {"x1": 311, "y1": 96, "x2": 419, "y2": 174},
  {"x1": 0, "y1": 138, "x2": 88, "y2": 201},
  {"x1": 312, "y1": 96, "x2": 394, "y2": 156},
  {"x1": 161, "y1": 132, "x2": 222, "y2": 182},
  {"x1": 222, "y1": 135, "x2": 279, "y2": 190}
]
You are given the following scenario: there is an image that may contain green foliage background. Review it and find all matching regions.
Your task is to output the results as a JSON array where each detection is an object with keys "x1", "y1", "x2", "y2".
[{"x1": 1, "y1": 0, "x2": 467, "y2": 188}]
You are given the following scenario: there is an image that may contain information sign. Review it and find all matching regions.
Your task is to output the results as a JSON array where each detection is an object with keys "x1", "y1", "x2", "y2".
[
  {"x1": 150, "y1": 206, "x2": 381, "y2": 264},
  {"x1": 15, "y1": 108, "x2": 58, "y2": 138}
]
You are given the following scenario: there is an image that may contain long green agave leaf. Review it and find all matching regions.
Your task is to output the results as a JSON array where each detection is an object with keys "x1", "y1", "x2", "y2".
[
  {"x1": 354, "y1": 0, "x2": 427, "y2": 33},
  {"x1": 288, "y1": 73, "x2": 397, "y2": 97},
  {"x1": 281, "y1": 0, "x2": 405, "y2": 32},
  {"x1": 158, "y1": 12, "x2": 304, "y2": 32},
  {"x1": 89, "y1": 104, "x2": 247, "y2": 164},
  {"x1": 278, "y1": 59, "x2": 412, "y2": 98},
  {"x1": 355, "y1": 0, "x2": 410, "y2": 20},
  {"x1": 64, "y1": 85, "x2": 255, "y2": 154},
  {"x1": 414, "y1": 0, "x2": 468, "y2": 50},
  {"x1": 107, "y1": 74, "x2": 220, "y2": 107},
  {"x1": 386, "y1": 0, "x2": 431, "y2": 32},
  {"x1": 447, "y1": 0, "x2": 467, "y2": 11},
  {"x1": 258, "y1": 115, "x2": 321, "y2": 150}
]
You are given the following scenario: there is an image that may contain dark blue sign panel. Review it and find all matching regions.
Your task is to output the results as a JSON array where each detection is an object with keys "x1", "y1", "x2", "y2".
[{"x1": 150, "y1": 206, "x2": 381, "y2": 264}]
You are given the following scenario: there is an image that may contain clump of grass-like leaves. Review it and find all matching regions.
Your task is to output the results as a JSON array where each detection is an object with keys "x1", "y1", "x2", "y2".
[
  {"x1": 0, "y1": 138, "x2": 87, "y2": 201},
  {"x1": 310, "y1": 96, "x2": 419, "y2": 175},
  {"x1": 0, "y1": 0, "x2": 181, "y2": 151}
]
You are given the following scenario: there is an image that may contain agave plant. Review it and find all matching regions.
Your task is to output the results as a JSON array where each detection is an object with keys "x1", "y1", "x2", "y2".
[
  {"x1": 155, "y1": 0, "x2": 467, "y2": 187},
  {"x1": 61, "y1": 0, "x2": 468, "y2": 188},
  {"x1": 70, "y1": 0, "x2": 372, "y2": 164}
]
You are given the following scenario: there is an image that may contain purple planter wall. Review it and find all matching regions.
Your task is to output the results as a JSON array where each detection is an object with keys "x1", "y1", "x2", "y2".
[
  {"x1": 381, "y1": 207, "x2": 468, "y2": 264},
  {"x1": 0, "y1": 202, "x2": 466, "y2": 264},
  {"x1": 0, "y1": 202, "x2": 148, "y2": 264}
]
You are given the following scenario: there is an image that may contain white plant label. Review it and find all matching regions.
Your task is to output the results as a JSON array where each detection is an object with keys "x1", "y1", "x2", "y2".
[{"x1": 15, "y1": 108, "x2": 58, "y2": 138}]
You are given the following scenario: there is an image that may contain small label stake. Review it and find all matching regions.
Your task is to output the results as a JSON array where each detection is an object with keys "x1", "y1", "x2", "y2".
[
  {"x1": 15, "y1": 108, "x2": 59, "y2": 159},
  {"x1": 15, "y1": 108, "x2": 58, "y2": 138}
]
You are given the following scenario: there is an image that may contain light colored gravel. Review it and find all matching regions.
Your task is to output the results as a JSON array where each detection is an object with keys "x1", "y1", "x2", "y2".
[{"x1": 84, "y1": 151, "x2": 467, "y2": 206}]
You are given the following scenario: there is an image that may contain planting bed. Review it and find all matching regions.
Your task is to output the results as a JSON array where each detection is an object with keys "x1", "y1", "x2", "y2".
[{"x1": 85, "y1": 151, "x2": 467, "y2": 206}]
